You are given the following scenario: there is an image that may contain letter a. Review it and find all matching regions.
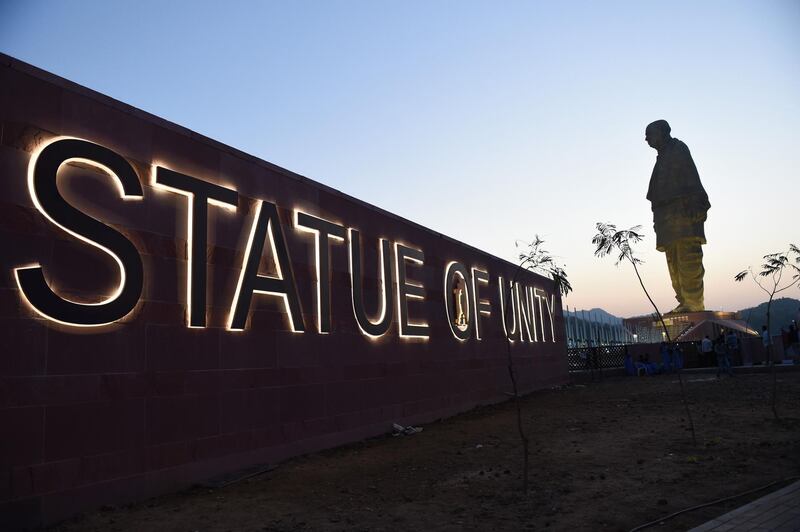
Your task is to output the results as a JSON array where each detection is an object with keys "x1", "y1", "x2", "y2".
[{"x1": 228, "y1": 200, "x2": 305, "y2": 332}]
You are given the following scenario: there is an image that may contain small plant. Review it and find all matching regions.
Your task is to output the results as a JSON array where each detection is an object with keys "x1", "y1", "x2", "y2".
[
  {"x1": 516, "y1": 236, "x2": 572, "y2": 297},
  {"x1": 506, "y1": 236, "x2": 571, "y2": 493},
  {"x1": 592, "y1": 222, "x2": 697, "y2": 446},
  {"x1": 734, "y1": 244, "x2": 800, "y2": 419}
]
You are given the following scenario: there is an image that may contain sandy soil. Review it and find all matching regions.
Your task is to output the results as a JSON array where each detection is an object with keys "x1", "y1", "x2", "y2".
[{"x1": 52, "y1": 371, "x2": 800, "y2": 532}]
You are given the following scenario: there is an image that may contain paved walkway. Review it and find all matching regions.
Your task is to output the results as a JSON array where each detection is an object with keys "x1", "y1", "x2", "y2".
[{"x1": 689, "y1": 480, "x2": 800, "y2": 531}]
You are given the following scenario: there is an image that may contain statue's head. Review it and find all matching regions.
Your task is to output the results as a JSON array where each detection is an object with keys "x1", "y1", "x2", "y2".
[{"x1": 645, "y1": 120, "x2": 671, "y2": 150}]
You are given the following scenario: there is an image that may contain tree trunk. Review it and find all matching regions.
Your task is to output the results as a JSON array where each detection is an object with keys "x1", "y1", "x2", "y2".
[
  {"x1": 506, "y1": 359, "x2": 529, "y2": 492},
  {"x1": 766, "y1": 299, "x2": 779, "y2": 419},
  {"x1": 631, "y1": 261, "x2": 698, "y2": 446},
  {"x1": 504, "y1": 264, "x2": 531, "y2": 493}
]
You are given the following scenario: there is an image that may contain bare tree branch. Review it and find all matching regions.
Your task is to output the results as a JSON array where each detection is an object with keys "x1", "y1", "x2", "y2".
[{"x1": 733, "y1": 244, "x2": 800, "y2": 419}]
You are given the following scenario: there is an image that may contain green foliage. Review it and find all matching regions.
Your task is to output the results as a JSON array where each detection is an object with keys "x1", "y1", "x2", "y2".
[
  {"x1": 734, "y1": 245, "x2": 800, "y2": 290},
  {"x1": 733, "y1": 245, "x2": 799, "y2": 421},
  {"x1": 591, "y1": 222, "x2": 645, "y2": 266},
  {"x1": 516, "y1": 235, "x2": 572, "y2": 296},
  {"x1": 734, "y1": 244, "x2": 800, "y2": 334}
]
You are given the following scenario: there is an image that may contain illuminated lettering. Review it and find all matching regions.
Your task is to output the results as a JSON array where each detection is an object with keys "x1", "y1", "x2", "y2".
[
  {"x1": 543, "y1": 291, "x2": 557, "y2": 342},
  {"x1": 498, "y1": 277, "x2": 517, "y2": 341},
  {"x1": 10, "y1": 138, "x2": 562, "y2": 344},
  {"x1": 517, "y1": 284, "x2": 536, "y2": 342},
  {"x1": 533, "y1": 288, "x2": 547, "y2": 342},
  {"x1": 470, "y1": 267, "x2": 491, "y2": 340},
  {"x1": 153, "y1": 167, "x2": 238, "y2": 328},
  {"x1": 526, "y1": 286, "x2": 540, "y2": 342},
  {"x1": 395, "y1": 243, "x2": 429, "y2": 339},
  {"x1": 294, "y1": 211, "x2": 346, "y2": 334},
  {"x1": 348, "y1": 229, "x2": 393, "y2": 337},
  {"x1": 444, "y1": 261, "x2": 472, "y2": 341},
  {"x1": 14, "y1": 137, "x2": 144, "y2": 326},
  {"x1": 228, "y1": 200, "x2": 304, "y2": 332}
]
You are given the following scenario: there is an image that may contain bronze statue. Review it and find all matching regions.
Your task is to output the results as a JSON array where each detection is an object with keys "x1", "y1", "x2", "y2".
[
  {"x1": 645, "y1": 120, "x2": 710, "y2": 313},
  {"x1": 453, "y1": 276, "x2": 468, "y2": 330}
]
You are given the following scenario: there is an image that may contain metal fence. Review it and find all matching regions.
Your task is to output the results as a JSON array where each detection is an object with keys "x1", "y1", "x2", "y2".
[
  {"x1": 567, "y1": 341, "x2": 718, "y2": 372},
  {"x1": 567, "y1": 345, "x2": 628, "y2": 371}
]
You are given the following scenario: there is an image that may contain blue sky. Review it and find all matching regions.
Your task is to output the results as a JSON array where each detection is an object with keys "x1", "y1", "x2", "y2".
[{"x1": 2, "y1": 0, "x2": 798, "y2": 316}]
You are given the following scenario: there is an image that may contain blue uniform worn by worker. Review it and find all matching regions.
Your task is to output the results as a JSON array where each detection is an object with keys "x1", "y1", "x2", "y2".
[
  {"x1": 660, "y1": 342, "x2": 672, "y2": 373},
  {"x1": 715, "y1": 336, "x2": 733, "y2": 377}
]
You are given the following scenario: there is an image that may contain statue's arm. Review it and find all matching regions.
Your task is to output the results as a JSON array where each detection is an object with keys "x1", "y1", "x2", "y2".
[{"x1": 671, "y1": 143, "x2": 709, "y2": 208}]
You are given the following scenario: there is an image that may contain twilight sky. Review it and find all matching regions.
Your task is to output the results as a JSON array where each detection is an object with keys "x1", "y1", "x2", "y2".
[{"x1": 1, "y1": 0, "x2": 798, "y2": 317}]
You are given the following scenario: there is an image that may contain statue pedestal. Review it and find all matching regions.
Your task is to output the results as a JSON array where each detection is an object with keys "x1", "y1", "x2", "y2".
[{"x1": 623, "y1": 310, "x2": 741, "y2": 343}]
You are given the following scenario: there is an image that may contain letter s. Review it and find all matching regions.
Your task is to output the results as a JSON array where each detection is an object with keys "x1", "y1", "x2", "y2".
[{"x1": 14, "y1": 138, "x2": 144, "y2": 326}]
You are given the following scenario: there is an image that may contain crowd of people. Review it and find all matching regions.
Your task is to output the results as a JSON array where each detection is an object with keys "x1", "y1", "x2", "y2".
[
  {"x1": 612, "y1": 309, "x2": 800, "y2": 379},
  {"x1": 780, "y1": 321, "x2": 799, "y2": 358},
  {"x1": 625, "y1": 343, "x2": 685, "y2": 376},
  {"x1": 692, "y1": 318, "x2": 800, "y2": 375},
  {"x1": 624, "y1": 314, "x2": 800, "y2": 378},
  {"x1": 700, "y1": 330, "x2": 738, "y2": 378}
]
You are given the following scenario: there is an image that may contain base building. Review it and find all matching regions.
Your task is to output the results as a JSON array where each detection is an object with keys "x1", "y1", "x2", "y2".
[{"x1": 623, "y1": 310, "x2": 757, "y2": 343}]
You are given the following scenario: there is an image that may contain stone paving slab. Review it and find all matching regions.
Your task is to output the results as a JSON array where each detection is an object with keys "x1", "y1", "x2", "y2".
[{"x1": 689, "y1": 480, "x2": 800, "y2": 531}]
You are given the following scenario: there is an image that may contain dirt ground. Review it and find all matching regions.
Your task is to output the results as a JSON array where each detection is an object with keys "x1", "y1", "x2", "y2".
[{"x1": 53, "y1": 370, "x2": 800, "y2": 532}]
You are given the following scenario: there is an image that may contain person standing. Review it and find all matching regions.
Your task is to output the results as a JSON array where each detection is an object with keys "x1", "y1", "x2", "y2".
[
  {"x1": 789, "y1": 323, "x2": 799, "y2": 358},
  {"x1": 673, "y1": 344, "x2": 684, "y2": 370},
  {"x1": 725, "y1": 330, "x2": 739, "y2": 366},
  {"x1": 761, "y1": 325, "x2": 771, "y2": 365},
  {"x1": 715, "y1": 335, "x2": 733, "y2": 378},
  {"x1": 701, "y1": 335, "x2": 713, "y2": 367},
  {"x1": 660, "y1": 341, "x2": 672, "y2": 373}
]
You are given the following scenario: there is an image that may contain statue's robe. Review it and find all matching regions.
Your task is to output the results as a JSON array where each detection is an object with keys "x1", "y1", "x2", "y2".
[{"x1": 646, "y1": 138, "x2": 710, "y2": 251}]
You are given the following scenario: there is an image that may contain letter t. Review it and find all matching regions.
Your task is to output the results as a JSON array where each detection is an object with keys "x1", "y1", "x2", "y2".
[
  {"x1": 153, "y1": 167, "x2": 238, "y2": 327},
  {"x1": 294, "y1": 211, "x2": 346, "y2": 333}
]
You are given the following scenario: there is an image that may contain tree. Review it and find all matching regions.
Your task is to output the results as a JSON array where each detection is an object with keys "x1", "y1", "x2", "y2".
[
  {"x1": 506, "y1": 236, "x2": 571, "y2": 493},
  {"x1": 734, "y1": 244, "x2": 800, "y2": 419},
  {"x1": 516, "y1": 236, "x2": 572, "y2": 298},
  {"x1": 591, "y1": 222, "x2": 697, "y2": 446}
]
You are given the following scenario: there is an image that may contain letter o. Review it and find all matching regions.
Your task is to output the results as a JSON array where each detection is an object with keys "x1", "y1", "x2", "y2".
[{"x1": 444, "y1": 261, "x2": 473, "y2": 341}]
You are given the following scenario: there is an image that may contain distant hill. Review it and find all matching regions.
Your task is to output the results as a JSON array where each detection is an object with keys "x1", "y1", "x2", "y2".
[
  {"x1": 564, "y1": 298, "x2": 799, "y2": 341},
  {"x1": 586, "y1": 308, "x2": 622, "y2": 324},
  {"x1": 563, "y1": 307, "x2": 622, "y2": 324},
  {"x1": 737, "y1": 297, "x2": 800, "y2": 335},
  {"x1": 562, "y1": 306, "x2": 625, "y2": 343},
  {"x1": 568, "y1": 298, "x2": 800, "y2": 334}
]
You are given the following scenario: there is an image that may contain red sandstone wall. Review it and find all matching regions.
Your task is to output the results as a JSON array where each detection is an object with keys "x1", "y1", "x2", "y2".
[{"x1": 0, "y1": 54, "x2": 568, "y2": 529}]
